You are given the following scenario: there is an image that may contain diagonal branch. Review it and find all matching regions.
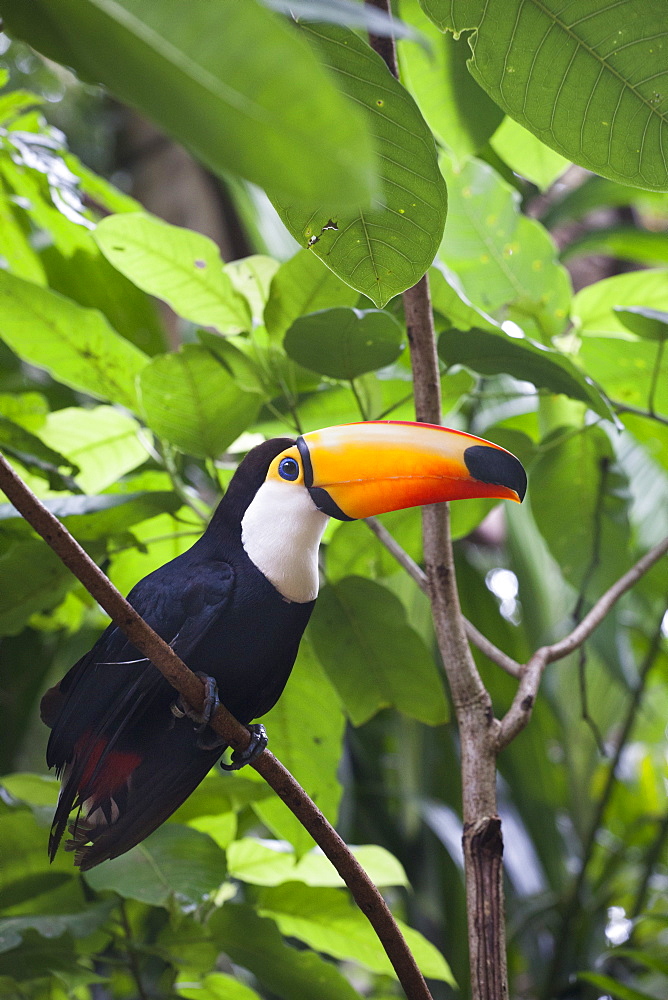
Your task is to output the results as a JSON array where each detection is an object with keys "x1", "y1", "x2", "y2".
[
  {"x1": 496, "y1": 535, "x2": 668, "y2": 749},
  {"x1": 366, "y1": 516, "x2": 522, "y2": 677},
  {"x1": 0, "y1": 451, "x2": 433, "y2": 1000}
]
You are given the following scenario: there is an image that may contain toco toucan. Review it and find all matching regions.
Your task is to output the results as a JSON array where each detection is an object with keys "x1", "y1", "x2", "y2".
[{"x1": 42, "y1": 421, "x2": 526, "y2": 869}]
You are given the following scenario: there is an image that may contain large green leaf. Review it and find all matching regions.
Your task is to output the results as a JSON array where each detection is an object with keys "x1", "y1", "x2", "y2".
[
  {"x1": 530, "y1": 425, "x2": 632, "y2": 595},
  {"x1": 489, "y1": 116, "x2": 570, "y2": 191},
  {"x1": 439, "y1": 156, "x2": 572, "y2": 340},
  {"x1": 423, "y1": 0, "x2": 668, "y2": 191},
  {"x1": 562, "y1": 227, "x2": 668, "y2": 267},
  {"x1": 264, "y1": 249, "x2": 358, "y2": 342},
  {"x1": 614, "y1": 305, "x2": 668, "y2": 341},
  {"x1": 0, "y1": 272, "x2": 148, "y2": 410},
  {"x1": 249, "y1": 637, "x2": 345, "y2": 858},
  {"x1": 578, "y1": 336, "x2": 668, "y2": 416},
  {"x1": 138, "y1": 345, "x2": 262, "y2": 457},
  {"x1": 0, "y1": 540, "x2": 74, "y2": 636},
  {"x1": 0, "y1": 901, "x2": 114, "y2": 954},
  {"x1": 309, "y1": 576, "x2": 448, "y2": 726},
  {"x1": 227, "y1": 839, "x2": 407, "y2": 889},
  {"x1": 438, "y1": 327, "x2": 612, "y2": 418},
  {"x1": 209, "y1": 904, "x2": 363, "y2": 1000},
  {"x1": 37, "y1": 406, "x2": 149, "y2": 496},
  {"x1": 178, "y1": 973, "x2": 261, "y2": 1000},
  {"x1": 571, "y1": 269, "x2": 668, "y2": 338},
  {"x1": 0, "y1": 492, "x2": 181, "y2": 541},
  {"x1": 95, "y1": 213, "x2": 252, "y2": 334},
  {"x1": 2, "y1": 0, "x2": 377, "y2": 209},
  {"x1": 256, "y1": 883, "x2": 455, "y2": 983},
  {"x1": 84, "y1": 824, "x2": 226, "y2": 908},
  {"x1": 398, "y1": 0, "x2": 504, "y2": 161},
  {"x1": 109, "y1": 509, "x2": 204, "y2": 596},
  {"x1": 284, "y1": 308, "x2": 405, "y2": 380},
  {"x1": 273, "y1": 23, "x2": 447, "y2": 307},
  {"x1": 0, "y1": 417, "x2": 78, "y2": 492}
]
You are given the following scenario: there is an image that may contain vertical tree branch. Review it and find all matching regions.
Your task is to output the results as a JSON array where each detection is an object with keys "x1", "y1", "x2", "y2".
[{"x1": 367, "y1": 12, "x2": 508, "y2": 999}]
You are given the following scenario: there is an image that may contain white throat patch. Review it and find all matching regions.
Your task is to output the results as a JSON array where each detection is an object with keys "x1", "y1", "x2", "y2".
[{"x1": 240, "y1": 480, "x2": 329, "y2": 603}]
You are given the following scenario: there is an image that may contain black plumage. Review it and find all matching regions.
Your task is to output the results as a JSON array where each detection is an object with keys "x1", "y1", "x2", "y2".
[{"x1": 43, "y1": 438, "x2": 313, "y2": 870}]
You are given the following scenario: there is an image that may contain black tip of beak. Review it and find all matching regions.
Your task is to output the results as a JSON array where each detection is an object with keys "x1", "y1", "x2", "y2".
[{"x1": 464, "y1": 445, "x2": 527, "y2": 502}]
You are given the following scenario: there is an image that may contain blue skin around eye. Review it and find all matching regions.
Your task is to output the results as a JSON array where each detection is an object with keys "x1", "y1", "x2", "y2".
[{"x1": 279, "y1": 458, "x2": 299, "y2": 481}]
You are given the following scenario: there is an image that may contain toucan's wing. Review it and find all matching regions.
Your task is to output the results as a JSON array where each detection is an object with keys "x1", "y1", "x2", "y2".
[{"x1": 44, "y1": 556, "x2": 235, "y2": 864}]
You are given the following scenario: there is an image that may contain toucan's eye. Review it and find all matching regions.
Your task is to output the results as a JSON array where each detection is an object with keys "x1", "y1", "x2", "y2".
[{"x1": 278, "y1": 457, "x2": 300, "y2": 481}]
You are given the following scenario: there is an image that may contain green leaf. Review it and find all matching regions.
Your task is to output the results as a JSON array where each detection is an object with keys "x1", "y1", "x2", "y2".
[
  {"x1": 0, "y1": 929, "x2": 82, "y2": 983},
  {"x1": 264, "y1": 249, "x2": 358, "y2": 342},
  {"x1": 530, "y1": 426, "x2": 631, "y2": 594},
  {"x1": 0, "y1": 901, "x2": 115, "y2": 954},
  {"x1": 138, "y1": 345, "x2": 262, "y2": 457},
  {"x1": 36, "y1": 406, "x2": 149, "y2": 496},
  {"x1": 429, "y1": 261, "x2": 500, "y2": 332},
  {"x1": 309, "y1": 576, "x2": 448, "y2": 726},
  {"x1": 274, "y1": 23, "x2": 447, "y2": 307},
  {"x1": 438, "y1": 327, "x2": 612, "y2": 418},
  {"x1": 2, "y1": 0, "x2": 377, "y2": 209},
  {"x1": 614, "y1": 305, "x2": 668, "y2": 341},
  {"x1": 572, "y1": 269, "x2": 668, "y2": 338},
  {"x1": 577, "y1": 972, "x2": 661, "y2": 1000},
  {"x1": 178, "y1": 972, "x2": 262, "y2": 1000},
  {"x1": 0, "y1": 417, "x2": 79, "y2": 491},
  {"x1": 0, "y1": 540, "x2": 74, "y2": 636},
  {"x1": 425, "y1": 0, "x2": 668, "y2": 190},
  {"x1": 490, "y1": 116, "x2": 570, "y2": 191},
  {"x1": 227, "y1": 839, "x2": 407, "y2": 889},
  {"x1": 109, "y1": 509, "x2": 204, "y2": 597},
  {"x1": 209, "y1": 904, "x2": 363, "y2": 1000},
  {"x1": 327, "y1": 508, "x2": 423, "y2": 582},
  {"x1": 284, "y1": 308, "x2": 405, "y2": 380},
  {"x1": 562, "y1": 227, "x2": 668, "y2": 267},
  {"x1": 0, "y1": 773, "x2": 60, "y2": 808},
  {"x1": 398, "y1": 0, "x2": 504, "y2": 160},
  {"x1": 257, "y1": 883, "x2": 455, "y2": 983},
  {"x1": 84, "y1": 824, "x2": 226, "y2": 908},
  {"x1": 226, "y1": 255, "x2": 280, "y2": 327},
  {"x1": 249, "y1": 637, "x2": 345, "y2": 857},
  {"x1": 439, "y1": 156, "x2": 571, "y2": 341},
  {"x1": 578, "y1": 336, "x2": 668, "y2": 416},
  {"x1": 0, "y1": 492, "x2": 181, "y2": 541},
  {"x1": 95, "y1": 214, "x2": 252, "y2": 334},
  {"x1": 0, "y1": 272, "x2": 148, "y2": 410}
]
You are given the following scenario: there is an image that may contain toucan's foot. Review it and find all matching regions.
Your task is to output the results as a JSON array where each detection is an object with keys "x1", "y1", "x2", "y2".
[
  {"x1": 171, "y1": 673, "x2": 226, "y2": 750},
  {"x1": 220, "y1": 724, "x2": 268, "y2": 771}
]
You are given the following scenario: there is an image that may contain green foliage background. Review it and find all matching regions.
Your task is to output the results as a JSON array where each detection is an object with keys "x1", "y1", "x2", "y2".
[{"x1": 0, "y1": 2, "x2": 666, "y2": 999}]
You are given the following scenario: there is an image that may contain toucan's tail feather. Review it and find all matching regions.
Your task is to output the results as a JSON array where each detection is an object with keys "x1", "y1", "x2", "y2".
[{"x1": 49, "y1": 717, "x2": 224, "y2": 870}]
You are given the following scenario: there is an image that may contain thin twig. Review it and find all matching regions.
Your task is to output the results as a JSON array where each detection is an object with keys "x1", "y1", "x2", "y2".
[
  {"x1": 0, "y1": 451, "x2": 432, "y2": 1000},
  {"x1": 543, "y1": 609, "x2": 666, "y2": 996},
  {"x1": 496, "y1": 536, "x2": 668, "y2": 749},
  {"x1": 611, "y1": 400, "x2": 668, "y2": 426},
  {"x1": 365, "y1": 516, "x2": 522, "y2": 677}
]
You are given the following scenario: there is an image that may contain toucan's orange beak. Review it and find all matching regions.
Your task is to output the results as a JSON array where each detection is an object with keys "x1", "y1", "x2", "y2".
[{"x1": 288, "y1": 421, "x2": 526, "y2": 521}]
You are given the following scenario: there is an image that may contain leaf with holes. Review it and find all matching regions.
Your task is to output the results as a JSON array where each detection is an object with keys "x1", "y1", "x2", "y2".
[
  {"x1": 273, "y1": 22, "x2": 447, "y2": 307},
  {"x1": 422, "y1": 0, "x2": 668, "y2": 190}
]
